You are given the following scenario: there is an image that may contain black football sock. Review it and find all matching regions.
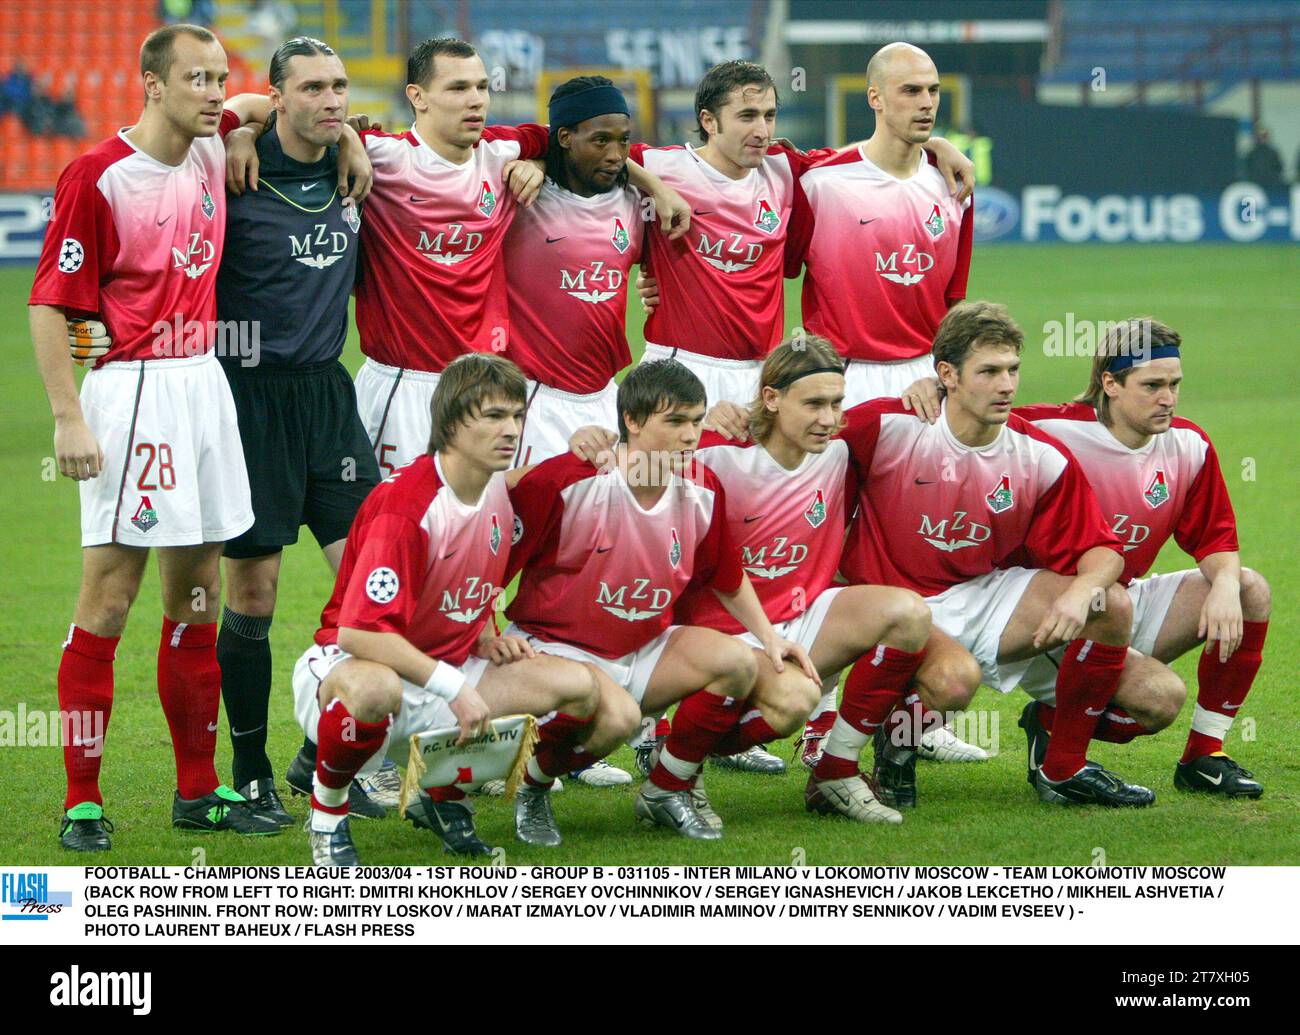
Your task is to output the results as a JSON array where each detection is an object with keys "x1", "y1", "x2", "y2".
[{"x1": 217, "y1": 606, "x2": 274, "y2": 788}]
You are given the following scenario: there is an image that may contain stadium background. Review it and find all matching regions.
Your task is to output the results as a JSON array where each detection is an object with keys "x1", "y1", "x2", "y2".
[{"x1": 0, "y1": 0, "x2": 1295, "y2": 865}]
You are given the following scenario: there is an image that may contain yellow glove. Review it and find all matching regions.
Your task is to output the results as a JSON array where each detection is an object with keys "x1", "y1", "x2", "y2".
[{"x1": 67, "y1": 318, "x2": 112, "y2": 367}]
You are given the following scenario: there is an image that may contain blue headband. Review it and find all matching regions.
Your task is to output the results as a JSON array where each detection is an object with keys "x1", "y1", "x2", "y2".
[
  {"x1": 1106, "y1": 344, "x2": 1181, "y2": 373},
  {"x1": 549, "y1": 84, "x2": 630, "y2": 129}
]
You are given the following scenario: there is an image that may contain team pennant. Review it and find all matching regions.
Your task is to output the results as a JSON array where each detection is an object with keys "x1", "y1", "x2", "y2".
[{"x1": 399, "y1": 715, "x2": 538, "y2": 812}]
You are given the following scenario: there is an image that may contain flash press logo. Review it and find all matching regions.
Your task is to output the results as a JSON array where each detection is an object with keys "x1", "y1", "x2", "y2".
[
  {"x1": 50, "y1": 966, "x2": 151, "y2": 1015},
  {"x1": 2, "y1": 871, "x2": 72, "y2": 921}
]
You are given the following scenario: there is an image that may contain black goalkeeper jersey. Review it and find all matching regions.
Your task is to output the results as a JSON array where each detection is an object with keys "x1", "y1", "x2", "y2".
[{"x1": 216, "y1": 123, "x2": 360, "y2": 367}]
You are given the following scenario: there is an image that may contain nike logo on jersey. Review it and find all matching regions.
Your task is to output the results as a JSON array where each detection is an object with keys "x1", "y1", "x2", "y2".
[
  {"x1": 596, "y1": 546, "x2": 613, "y2": 553},
  {"x1": 410, "y1": 195, "x2": 433, "y2": 203},
  {"x1": 694, "y1": 210, "x2": 715, "y2": 216},
  {"x1": 443, "y1": 550, "x2": 458, "y2": 559},
  {"x1": 859, "y1": 218, "x2": 878, "y2": 225},
  {"x1": 302, "y1": 182, "x2": 318, "y2": 191},
  {"x1": 156, "y1": 214, "x2": 172, "y2": 227},
  {"x1": 914, "y1": 479, "x2": 936, "y2": 485},
  {"x1": 546, "y1": 236, "x2": 567, "y2": 243},
  {"x1": 743, "y1": 514, "x2": 765, "y2": 523}
]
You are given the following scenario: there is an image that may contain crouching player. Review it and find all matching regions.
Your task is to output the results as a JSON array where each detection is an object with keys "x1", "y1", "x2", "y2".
[
  {"x1": 1014, "y1": 319, "x2": 1269, "y2": 796},
  {"x1": 844, "y1": 301, "x2": 1180, "y2": 807},
  {"x1": 506, "y1": 360, "x2": 819, "y2": 841},
  {"x1": 293, "y1": 355, "x2": 633, "y2": 864}
]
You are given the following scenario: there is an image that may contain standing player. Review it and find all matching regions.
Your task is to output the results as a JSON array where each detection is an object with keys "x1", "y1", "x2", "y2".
[
  {"x1": 783, "y1": 42, "x2": 979, "y2": 761},
  {"x1": 213, "y1": 38, "x2": 383, "y2": 824},
  {"x1": 840, "y1": 302, "x2": 1182, "y2": 807},
  {"x1": 295, "y1": 354, "x2": 638, "y2": 862},
  {"x1": 504, "y1": 75, "x2": 644, "y2": 468},
  {"x1": 505, "y1": 360, "x2": 819, "y2": 840},
  {"x1": 1013, "y1": 319, "x2": 1269, "y2": 796},
  {"x1": 30, "y1": 25, "x2": 293, "y2": 849}
]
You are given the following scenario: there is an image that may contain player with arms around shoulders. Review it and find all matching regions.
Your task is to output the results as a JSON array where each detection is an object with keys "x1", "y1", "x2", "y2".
[
  {"x1": 841, "y1": 302, "x2": 1184, "y2": 808},
  {"x1": 294, "y1": 355, "x2": 638, "y2": 864},
  {"x1": 506, "y1": 360, "x2": 820, "y2": 841},
  {"x1": 1013, "y1": 320, "x2": 1270, "y2": 797},
  {"x1": 30, "y1": 24, "x2": 313, "y2": 850}
]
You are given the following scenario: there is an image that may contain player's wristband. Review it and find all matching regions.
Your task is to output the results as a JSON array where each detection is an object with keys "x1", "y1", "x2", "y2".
[{"x1": 423, "y1": 661, "x2": 466, "y2": 703}]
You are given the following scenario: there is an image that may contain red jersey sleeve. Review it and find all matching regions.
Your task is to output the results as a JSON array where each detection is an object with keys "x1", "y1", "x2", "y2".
[
  {"x1": 691, "y1": 473, "x2": 744, "y2": 595},
  {"x1": 945, "y1": 202, "x2": 973, "y2": 307},
  {"x1": 336, "y1": 513, "x2": 429, "y2": 637},
  {"x1": 483, "y1": 122, "x2": 549, "y2": 160},
  {"x1": 29, "y1": 162, "x2": 119, "y2": 313},
  {"x1": 629, "y1": 142, "x2": 649, "y2": 164},
  {"x1": 505, "y1": 455, "x2": 584, "y2": 578},
  {"x1": 1022, "y1": 453, "x2": 1123, "y2": 573},
  {"x1": 837, "y1": 401, "x2": 887, "y2": 475},
  {"x1": 1174, "y1": 437, "x2": 1239, "y2": 560},
  {"x1": 219, "y1": 109, "x2": 240, "y2": 138}
]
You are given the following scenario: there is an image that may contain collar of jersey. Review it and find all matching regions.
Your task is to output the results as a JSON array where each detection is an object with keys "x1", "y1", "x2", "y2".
[
  {"x1": 411, "y1": 127, "x2": 475, "y2": 168},
  {"x1": 434, "y1": 454, "x2": 494, "y2": 511},
  {"x1": 544, "y1": 177, "x2": 628, "y2": 208},
  {"x1": 936, "y1": 399, "x2": 1006, "y2": 454},
  {"x1": 612, "y1": 462, "x2": 677, "y2": 516},
  {"x1": 258, "y1": 177, "x2": 340, "y2": 213},
  {"x1": 757, "y1": 439, "x2": 823, "y2": 477},
  {"x1": 117, "y1": 127, "x2": 192, "y2": 171},
  {"x1": 856, "y1": 145, "x2": 928, "y2": 184},
  {"x1": 1096, "y1": 416, "x2": 1159, "y2": 456},
  {"x1": 686, "y1": 142, "x2": 757, "y2": 186}
]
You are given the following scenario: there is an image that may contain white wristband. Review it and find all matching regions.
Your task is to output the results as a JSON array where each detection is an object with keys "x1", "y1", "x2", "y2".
[{"x1": 423, "y1": 661, "x2": 466, "y2": 702}]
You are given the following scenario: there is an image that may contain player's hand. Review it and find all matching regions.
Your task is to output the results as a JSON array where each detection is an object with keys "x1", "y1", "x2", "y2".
[
  {"x1": 763, "y1": 636, "x2": 822, "y2": 684},
  {"x1": 504, "y1": 159, "x2": 545, "y2": 208},
  {"x1": 650, "y1": 184, "x2": 690, "y2": 240},
  {"x1": 772, "y1": 136, "x2": 803, "y2": 155},
  {"x1": 347, "y1": 114, "x2": 382, "y2": 133},
  {"x1": 569, "y1": 425, "x2": 618, "y2": 469},
  {"x1": 1199, "y1": 578, "x2": 1244, "y2": 662},
  {"x1": 480, "y1": 635, "x2": 536, "y2": 666},
  {"x1": 901, "y1": 376, "x2": 943, "y2": 423},
  {"x1": 67, "y1": 318, "x2": 111, "y2": 368},
  {"x1": 336, "y1": 128, "x2": 373, "y2": 206},
  {"x1": 636, "y1": 269, "x2": 659, "y2": 313},
  {"x1": 1032, "y1": 584, "x2": 1093, "y2": 650},
  {"x1": 225, "y1": 125, "x2": 261, "y2": 194},
  {"x1": 704, "y1": 400, "x2": 750, "y2": 441},
  {"x1": 928, "y1": 137, "x2": 975, "y2": 204},
  {"x1": 54, "y1": 415, "x2": 104, "y2": 481},
  {"x1": 449, "y1": 684, "x2": 492, "y2": 745}
]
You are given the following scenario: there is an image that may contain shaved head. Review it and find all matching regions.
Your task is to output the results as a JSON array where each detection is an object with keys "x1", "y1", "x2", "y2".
[{"x1": 866, "y1": 42, "x2": 935, "y2": 91}]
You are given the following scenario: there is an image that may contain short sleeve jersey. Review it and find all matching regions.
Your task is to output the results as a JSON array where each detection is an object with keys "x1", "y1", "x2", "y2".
[
  {"x1": 30, "y1": 111, "x2": 239, "y2": 361},
  {"x1": 678, "y1": 432, "x2": 855, "y2": 633},
  {"x1": 354, "y1": 124, "x2": 548, "y2": 371},
  {"x1": 787, "y1": 148, "x2": 972, "y2": 362},
  {"x1": 506, "y1": 453, "x2": 744, "y2": 658},
  {"x1": 1015, "y1": 403, "x2": 1238, "y2": 584},
  {"x1": 630, "y1": 142, "x2": 829, "y2": 360},
  {"x1": 838, "y1": 399, "x2": 1120, "y2": 597},
  {"x1": 315, "y1": 453, "x2": 513, "y2": 667},
  {"x1": 503, "y1": 178, "x2": 644, "y2": 393}
]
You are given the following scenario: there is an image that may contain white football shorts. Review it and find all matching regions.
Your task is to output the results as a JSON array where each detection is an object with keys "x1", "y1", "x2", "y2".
[
  {"x1": 642, "y1": 343, "x2": 761, "y2": 408},
  {"x1": 515, "y1": 379, "x2": 618, "y2": 467},
  {"x1": 843, "y1": 354, "x2": 936, "y2": 408},
  {"x1": 924, "y1": 566, "x2": 1039, "y2": 692},
  {"x1": 354, "y1": 358, "x2": 442, "y2": 477},
  {"x1": 503, "y1": 622, "x2": 679, "y2": 707}
]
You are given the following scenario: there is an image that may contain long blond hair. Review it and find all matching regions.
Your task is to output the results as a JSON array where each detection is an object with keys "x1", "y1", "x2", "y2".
[
  {"x1": 748, "y1": 334, "x2": 846, "y2": 444},
  {"x1": 1074, "y1": 317, "x2": 1181, "y2": 426}
]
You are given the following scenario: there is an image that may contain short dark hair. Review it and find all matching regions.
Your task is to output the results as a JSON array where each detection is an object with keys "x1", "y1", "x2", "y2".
[
  {"x1": 694, "y1": 60, "x2": 777, "y2": 144},
  {"x1": 931, "y1": 300, "x2": 1023, "y2": 373},
  {"x1": 617, "y1": 360, "x2": 706, "y2": 441},
  {"x1": 427, "y1": 354, "x2": 528, "y2": 453},
  {"x1": 408, "y1": 37, "x2": 477, "y2": 91},
  {"x1": 545, "y1": 75, "x2": 630, "y2": 193},
  {"x1": 140, "y1": 23, "x2": 218, "y2": 84},
  {"x1": 269, "y1": 36, "x2": 337, "y2": 91}
]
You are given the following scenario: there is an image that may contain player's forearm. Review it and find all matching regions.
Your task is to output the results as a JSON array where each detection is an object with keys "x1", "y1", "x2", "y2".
[
  {"x1": 224, "y1": 93, "x2": 271, "y2": 128},
  {"x1": 30, "y1": 304, "x2": 84, "y2": 422},
  {"x1": 714, "y1": 577, "x2": 779, "y2": 646},
  {"x1": 625, "y1": 159, "x2": 663, "y2": 197},
  {"x1": 1198, "y1": 551, "x2": 1242, "y2": 590},
  {"x1": 922, "y1": 136, "x2": 960, "y2": 163},
  {"x1": 1071, "y1": 546, "x2": 1123, "y2": 597},
  {"x1": 337, "y1": 627, "x2": 437, "y2": 689}
]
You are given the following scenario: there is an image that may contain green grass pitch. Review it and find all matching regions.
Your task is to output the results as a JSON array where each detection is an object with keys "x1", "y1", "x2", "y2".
[{"x1": 0, "y1": 244, "x2": 1295, "y2": 866}]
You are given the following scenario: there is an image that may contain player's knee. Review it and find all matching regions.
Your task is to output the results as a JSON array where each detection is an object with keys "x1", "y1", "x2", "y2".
[
  {"x1": 917, "y1": 653, "x2": 981, "y2": 712},
  {"x1": 1090, "y1": 583, "x2": 1133, "y2": 641},
  {"x1": 885, "y1": 591, "x2": 931, "y2": 651},
  {"x1": 563, "y1": 663, "x2": 601, "y2": 720},
  {"x1": 227, "y1": 575, "x2": 278, "y2": 618},
  {"x1": 332, "y1": 666, "x2": 401, "y2": 724},
  {"x1": 756, "y1": 670, "x2": 819, "y2": 733},
  {"x1": 609, "y1": 691, "x2": 643, "y2": 743},
  {"x1": 718, "y1": 640, "x2": 758, "y2": 694},
  {"x1": 1240, "y1": 568, "x2": 1272, "y2": 621}
]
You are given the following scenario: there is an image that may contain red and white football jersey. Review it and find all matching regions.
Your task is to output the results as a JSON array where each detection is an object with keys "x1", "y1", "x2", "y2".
[
  {"x1": 630, "y1": 142, "x2": 829, "y2": 360},
  {"x1": 316, "y1": 453, "x2": 512, "y2": 667},
  {"x1": 503, "y1": 179, "x2": 643, "y2": 393},
  {"x1": 787, "y1": 147, "x2": 972, "y2": 362},
  {"x1": 839, "y1": 399, "x2": 1120, "y2": 597},
  {"x1": 506, "y1": 453, "x2": 744, "y2": 658},
  {"x1": 29, "y1": 112, "x2": 239, "y2": 361},
  {"x1": 354, "y1": 124, "x2": 548, "y2": 371},
  {"x1": 1015, "y1": 403, "x2": 1238, "y2": 583},
  {"x1": 679, "y1": 432, "x2": 854, "y2": 633}
]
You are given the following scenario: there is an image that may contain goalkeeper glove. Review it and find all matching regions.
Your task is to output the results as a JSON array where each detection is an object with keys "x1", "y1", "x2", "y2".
[{"x1": 67, "y1": 318, "x2": 111, "y2": 367}]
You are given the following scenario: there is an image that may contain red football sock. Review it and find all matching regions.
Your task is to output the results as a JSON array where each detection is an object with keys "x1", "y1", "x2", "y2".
[
  {"x1": 158, "y1": 618, "x2": 221, "y2": 799},
  {"x1": 654, "y1": 716, "x2": 671, "y2": 739},
  {"x1": 847, "y1": 646, "x2": 926, "y2": 735},
  {"x1": 1041, "y1": 639, "x2": 1128, "y2": 782},
  {"x1": 58, "y1": 624, "x2": 118, "y2": 809},
  {"x1": 1036, "y1": 702, "x2": 1055, "y2": 732},
  {"x1": 526, "y1": 712, "x2": 593, "y2": 786},
  {"x1": 650, "y1": 690, "x2": 744, "y2": 791},
  {"x1": 884, "y1": 691, "x2": 942, "y2": 750},
  {"x1": 311, "y1": 698, "x2": 389, "y2": 814},
  {"x1": 711, "y1": 709, "x2": 779, "y2": 756},
  {"x1": 804, "y1": 710, "x2": 836, "y2": 737},
  {"x1": 1093, "y1": 706, "x2": 1149, "y2": 744},
  {"x1": 1183, "y1": 620, "x2": 1267, "y2": 762}
]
